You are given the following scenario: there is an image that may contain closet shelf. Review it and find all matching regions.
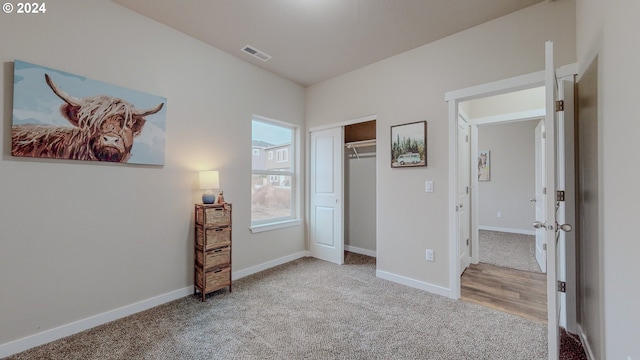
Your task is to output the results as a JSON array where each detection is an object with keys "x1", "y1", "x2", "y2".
[
  {"x1": 345, "y1": 139, "x2": 376, "y2": 159},
  {"x1": 345, "y1": 139, "x2": 376, "y2": 149}
]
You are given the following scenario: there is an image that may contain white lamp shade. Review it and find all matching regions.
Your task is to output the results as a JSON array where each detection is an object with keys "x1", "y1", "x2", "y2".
[{"x1": 199, "y1": 171, "x2": 220, "y2": 190}]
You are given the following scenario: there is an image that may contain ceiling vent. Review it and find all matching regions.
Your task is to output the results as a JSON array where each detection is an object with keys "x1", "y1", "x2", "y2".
[{"x1": 241, "y1": 45, "x2": 272, "y2": 62}]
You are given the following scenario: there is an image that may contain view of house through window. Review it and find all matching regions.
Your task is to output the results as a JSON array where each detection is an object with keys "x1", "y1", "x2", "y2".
[{"x1": 251, "y1": 117, "x2": 295, "y2": 225}]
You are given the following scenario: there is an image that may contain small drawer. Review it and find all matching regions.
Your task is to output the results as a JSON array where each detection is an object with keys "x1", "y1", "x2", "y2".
[
  {"x1": 196, "y1": 246, "x2": 230, "y2": 270},
  {"x1": 195, "y1": 266, "x2": 231, "y2": 293},
  {"x1": 196, "y1": 205, "x2": 231, "y2": 226},
  {"x1": 196, "y1": 227, "x2": 231, "y2": 250}
]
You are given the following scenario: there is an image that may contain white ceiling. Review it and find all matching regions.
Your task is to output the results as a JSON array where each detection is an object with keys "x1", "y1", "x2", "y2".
[{"x1": 112, "y1": 0, "x2": 544, "y2": 87}]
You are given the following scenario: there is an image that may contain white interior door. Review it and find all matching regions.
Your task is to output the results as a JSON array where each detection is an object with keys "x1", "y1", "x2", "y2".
[
  {"x1": 543, "y1": 40, "x2": 560, "y2": 360},
  {"x1": 534, "y1": 119, "x2": 547, "y2": 273},
  {"x1": 309, "y1": 127, "x2": 344, "y2": 264},
  {"x1": 458, "y1": 115, "x2": 471, "y2": 274}
]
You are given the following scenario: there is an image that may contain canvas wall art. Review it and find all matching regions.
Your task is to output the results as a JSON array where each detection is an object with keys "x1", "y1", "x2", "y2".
[
  {"x1": 11, "y1": 60, "x2": 167, "y2": 165},
  {"x1": 478, "y1": 150, "x2": 491, "y2": 181},
  {"x1": 391, "y1": 121, "x2": 427, "y2": 168}
]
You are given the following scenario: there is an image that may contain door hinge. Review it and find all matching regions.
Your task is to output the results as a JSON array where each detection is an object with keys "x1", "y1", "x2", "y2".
[
  {"x1": 543, "y1": 187, "x2": 547, "y2": 195},
  {"x1": 543, "y1": 243, "x2": 547, "y2": 251},
  {"x1": 466, "y1": 238, "x2": 469, "y2": 246},
  {"x1": 556, "y1": 100, "x2": 564, "y2": 112},
  {"x1": 466, "y1": 186, "x2": 470, "y2": 194},
  {"x1": 466, "y1": 135, "x2": 469, "y2": 143},
  {"x1": 556, "y1": 190, "x2": 565, "y2": 202},
  {"x1": 557, "y1": 281, "x2": 566, "y2": 293}
]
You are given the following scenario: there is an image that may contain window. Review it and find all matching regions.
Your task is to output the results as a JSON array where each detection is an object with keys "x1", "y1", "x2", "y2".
[
  {"x1": 276, "y1": 148, "x2": 288, "y2": 162},
  {"x1": 252, "y1": 149, "x2": 260, "y2": 156},
  {"x1": 251, "y1": 116, "x2": 298, "y2": 231}
]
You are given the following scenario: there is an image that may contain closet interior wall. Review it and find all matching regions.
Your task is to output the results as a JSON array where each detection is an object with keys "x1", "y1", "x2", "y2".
[{"x1": 344, "y1": 120, "x2": 377, "y2": 257}]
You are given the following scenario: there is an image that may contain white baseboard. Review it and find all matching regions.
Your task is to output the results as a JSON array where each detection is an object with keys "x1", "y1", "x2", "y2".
[
  {"x1": 0, "y1": 287, "x2": 192, "y2": 359},
  {"x1": 478, "y1": 226, "x2": 535, "y2": 236},
  {"x1": 376, "y1": 270, "x2": 450, "y2": 298},
  {"x1": 345, "y1": 245, "x2": 376, "y2": 258},
  {"x1": 232, "y1": 251, "x2": 308, "y2": 280},
  {"x1": 577, "y1": 324, "x2": 596, "y2": 360}
]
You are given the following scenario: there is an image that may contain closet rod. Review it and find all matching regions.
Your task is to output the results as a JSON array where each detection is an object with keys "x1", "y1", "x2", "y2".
[{"x1": 347, "y1": 153, "x2": 375, "y2": 158}]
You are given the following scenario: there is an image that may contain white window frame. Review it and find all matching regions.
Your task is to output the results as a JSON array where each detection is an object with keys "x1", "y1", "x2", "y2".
[
  {"x1": 250, "y1": 115, "x2": 301, "y2": 233},
  {"x1": 253, "y1": 149, "x2": 260, "y2": 156}
]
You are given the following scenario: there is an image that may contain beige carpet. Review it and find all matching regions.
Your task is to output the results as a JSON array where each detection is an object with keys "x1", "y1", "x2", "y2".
[
  {"x1": 479, "y1": 230, "x2": 543, "y2": 273},
  {"x1": 7, "y1": 253, "x2": 547, "y2": 360}
]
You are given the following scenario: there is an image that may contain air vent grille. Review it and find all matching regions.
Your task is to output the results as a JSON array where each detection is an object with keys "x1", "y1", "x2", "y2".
[{"x1": 241, "y1": 45, "x2": 271, "y2": 62}]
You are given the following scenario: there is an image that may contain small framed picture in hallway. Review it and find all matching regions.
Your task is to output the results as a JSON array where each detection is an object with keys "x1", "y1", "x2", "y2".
[{"x1": 478, "y1": 150, "x2": 490, "y2": 181}]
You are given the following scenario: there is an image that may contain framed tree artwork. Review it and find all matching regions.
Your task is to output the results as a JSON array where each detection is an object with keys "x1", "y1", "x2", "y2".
[{"x1": 391, "y1": 121, "x2": 427, "y2": 168}]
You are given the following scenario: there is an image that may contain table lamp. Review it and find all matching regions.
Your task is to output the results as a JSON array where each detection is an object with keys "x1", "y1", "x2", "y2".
[{"x1": 199, "y1": 170, "x2": 219, "y2": 204}]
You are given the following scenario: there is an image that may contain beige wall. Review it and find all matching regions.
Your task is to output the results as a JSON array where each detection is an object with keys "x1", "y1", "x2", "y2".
[
  {"x1": 0, "y1": 0, "x2": 305, "y2": 346},
  {"x1": 306, "y1": 0, "x2": 576, "y2": 289},
  {"x1": 576, "y1": 0, "x2": 640, "y2": 359},
  {"x1": 464, "y1": 87, "x2": 545, "y2": 119},
  {"x1": 601, "y1": 2, "x2": 640, "y2": 356},
  {"x1": 345, "y1": 150, "x2": 377, "y2": 253},
  {"x1": 477, "y1": 121, "x2": 538, "y2": 233}
]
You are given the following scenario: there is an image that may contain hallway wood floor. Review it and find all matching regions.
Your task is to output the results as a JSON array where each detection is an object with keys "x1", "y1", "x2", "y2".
[{"x1": 461, "y1": 262, "x2": 547, "y2": 323}]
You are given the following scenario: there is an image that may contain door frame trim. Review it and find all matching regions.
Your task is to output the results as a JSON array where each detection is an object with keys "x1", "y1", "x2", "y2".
[
  {"x1": 445, "y1": 63, "x2": 576, "y2": 299},
  {"x1": 446, "y1": 71, "x2": 545, "y2": 300},
  {"x1": 306, "y1": 114, "x2": 378, "y2": 259},
  {"x1": 445, "y1": 62, "x2": 577, "y2": 318},
  {"x1": 470, "y1": 113, "x2": 545, "y2": 268}
]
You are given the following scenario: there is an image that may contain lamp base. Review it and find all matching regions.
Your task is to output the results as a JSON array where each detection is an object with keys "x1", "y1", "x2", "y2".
[{"x1": 202, "y1": 191, "x2": 215, "y2": 204}]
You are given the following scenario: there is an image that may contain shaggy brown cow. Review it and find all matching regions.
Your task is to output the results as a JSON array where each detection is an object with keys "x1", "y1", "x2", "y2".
[{"x1": 12, "y1": 74, "x2": 164, "y2": 162}]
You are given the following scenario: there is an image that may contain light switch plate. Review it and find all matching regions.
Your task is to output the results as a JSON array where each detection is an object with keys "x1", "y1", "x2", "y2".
[{"x1": 425, "y1": 180, "x2": 434, "y2": 193}]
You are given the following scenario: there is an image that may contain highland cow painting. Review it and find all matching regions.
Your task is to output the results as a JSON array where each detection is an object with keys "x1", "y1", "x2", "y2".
[{"x1": 12, "y1": 60, "x2": 167, "y2": 165}]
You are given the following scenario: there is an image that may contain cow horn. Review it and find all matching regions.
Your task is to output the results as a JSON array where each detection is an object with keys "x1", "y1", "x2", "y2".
[
  {"x1": 45, "y1": 74, "x2": 82, "y2": 107},
  {"x1": 134, "y1": 103, "x2": 164, "y2": 117}
]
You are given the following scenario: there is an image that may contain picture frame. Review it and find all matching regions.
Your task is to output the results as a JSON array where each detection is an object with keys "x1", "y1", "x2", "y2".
[
  {"x1": 11, "y1": 60, "x2": 167, "y2": 165},
  {"x1": 478, "y1": 150, "x2": 491, "y2": 181},
  {"x1": 391, "y1": 120, "x2": 427, "y2": 168}
]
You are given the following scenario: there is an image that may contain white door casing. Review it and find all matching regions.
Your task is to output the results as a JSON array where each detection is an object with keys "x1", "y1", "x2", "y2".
[
  {"x1": 445, "y1": 51, "x2": 576, "y2": 358},
  {"x1": 458, "y1": 115, "x2": 471, "y2": 274},
  {"x1": 309, "y1": 127, "x2": 344, "y2": 265},
  {"x1": 446, "y1": 67, "x2": 549, "y2": 300},
  {"x1": 535, "y1": 119, "x2": 547, "y2": 273}
]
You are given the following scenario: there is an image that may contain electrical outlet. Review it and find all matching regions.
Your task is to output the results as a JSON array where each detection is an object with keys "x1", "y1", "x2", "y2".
[
  {"x1": 497, "y1": 211, "x2": 502, "y2": 218},
  {"x1": 426, "y1": 249, "x2": 434, "y2": 262}
]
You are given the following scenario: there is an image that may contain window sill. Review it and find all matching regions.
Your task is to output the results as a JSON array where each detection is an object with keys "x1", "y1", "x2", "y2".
[{"x1": 250, "y1": 219, "x2": 302, "y2": 234}]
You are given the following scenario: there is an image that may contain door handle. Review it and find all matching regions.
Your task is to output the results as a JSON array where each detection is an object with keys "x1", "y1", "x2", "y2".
[
  {"x1": 533, "y1": 221, "x2": 553, "y2": 230},
  {"x1": 530, "y1": 198, "x2": 536, "y2": 203},
  {"x1": 557, "y1": 223, "x2": 573, "y2": 232}
]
